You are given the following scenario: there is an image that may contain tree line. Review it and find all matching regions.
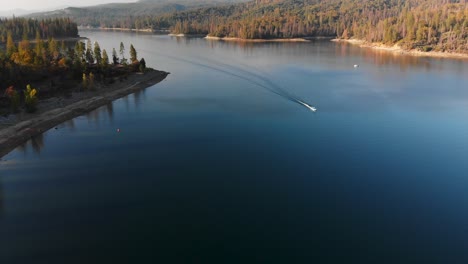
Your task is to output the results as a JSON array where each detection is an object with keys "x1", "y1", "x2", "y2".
[
  {"x1": 25, "y1": 0, "x2": 466, "y2": 53},
  {"x1": 0, "y1": 17, "x2": 78, "y2": 42},
  {"x1": 158, "y1": 0, "x2": 467, "y2": 53},
  {"x1": 0, "y1": 18, "x2": 145, "y2": 114},
  {"x1": 101, "y1": 0, "x2": 465, "y2": 54}
]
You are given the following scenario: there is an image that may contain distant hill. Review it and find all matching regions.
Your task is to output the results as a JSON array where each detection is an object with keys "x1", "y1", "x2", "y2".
[
  {"x1": 26, "y1": 0, "x2": 249, "y2": 28},
  {"x1": 0, "y1": 9, "x2": 36, "y2": 17}
]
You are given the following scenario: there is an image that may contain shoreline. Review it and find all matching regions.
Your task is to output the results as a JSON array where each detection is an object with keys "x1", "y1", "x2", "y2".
[
  {"x1": 0, "y1": 70, "x2": 169, "y2": 159},
  {"x1": 332, "y1": 38, "x2": 468, "y2": 59},
  {"x1": 205, "y1": 36, "x2": 310, "y2": 42},
  {"x1": 79, "y1": 27, "x2": 170, "y2": 34},
  {"x1": 169, "y1": 33, "x2": 207, "y2": 38}
]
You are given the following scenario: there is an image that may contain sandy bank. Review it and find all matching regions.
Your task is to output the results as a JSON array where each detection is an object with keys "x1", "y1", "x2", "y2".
[
  {"x1": 0, "y1": 70, "x2": 169, "y2": 158},
  {"x1": 332, "y1": 39, "x2": 468, "y2": 59},
  {"x1": 205, "y1": 36, "x2": 310, "y2": 42},
  {"x1": 79, "y1": 27, "x2": 170, "y2": 34},
  {"x1": 169, "y1": 33, "x2": 207, "y2": 37}
]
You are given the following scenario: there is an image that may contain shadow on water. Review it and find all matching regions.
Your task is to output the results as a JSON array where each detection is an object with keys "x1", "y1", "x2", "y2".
[
  {"x1": 63, "y1": 119, "x2": 76, "y2": 131},
  {"x1": 30, "y1": 133, "x2": 45, "y2": 155},
  {"x1": 85, "y1": 101, "x2": 116, "y2": 126},
  {"x1": 133, "y1": 89, "x2": 146, "y2": 109},
  {"x1": 106, "y1": 102, "x2": 114, "y2": 122},
  {"x1": 152, "y1": 51, "x2": 316, "y2": 111},
  {"x1": 0, "y1": 181, "x2": 3, "y2": 219}
]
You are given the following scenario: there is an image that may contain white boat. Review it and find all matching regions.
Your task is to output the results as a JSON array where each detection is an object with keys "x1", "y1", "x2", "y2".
[{"x1": 298, "y1": 100, "x2": 317, "y2": 112}]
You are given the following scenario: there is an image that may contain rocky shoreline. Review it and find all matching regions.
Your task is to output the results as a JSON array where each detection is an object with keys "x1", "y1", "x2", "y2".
[
  {"x1": 204, "y1": 36, "x2": 310, "y2": 42},
  {"x1": 332, "y1": 39, "x2": 468, "y2": 59},
  {"x1": 0, "y1": 70, "x2": 169, "y2": 159}
]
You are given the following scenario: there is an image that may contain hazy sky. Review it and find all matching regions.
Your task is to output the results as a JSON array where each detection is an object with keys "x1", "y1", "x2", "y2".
[{"x1": 0, "y1": 0, "x2": 138, "y2": 11}]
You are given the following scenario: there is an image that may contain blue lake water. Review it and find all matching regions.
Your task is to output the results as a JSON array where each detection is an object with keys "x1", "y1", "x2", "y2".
[{"x1": 1, "y1": 30, "x2": 468, "y2": 263}]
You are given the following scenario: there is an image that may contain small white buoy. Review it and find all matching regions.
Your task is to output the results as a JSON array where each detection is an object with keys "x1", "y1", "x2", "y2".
[
  {"x1": 354, "y1": 64, "x2": 359, "y2": 68},
  {"x1": 117, "y1": 128, "x2": 121, "y2": 133}
]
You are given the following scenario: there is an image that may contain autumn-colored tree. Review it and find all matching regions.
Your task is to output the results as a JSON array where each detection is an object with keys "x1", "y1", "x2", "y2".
[
  {"x1": 6, "y1": 32, "x2": 17, "y2": 58},
  {"x1": 24, "y1": 84, "x2": 38, "y2": 113},
  {"x1": 5, "y1": 86, "x2": 20, "y2": 112},
  {"x1": 17, "y1": 34, "x2": 34, "y2": 65}
]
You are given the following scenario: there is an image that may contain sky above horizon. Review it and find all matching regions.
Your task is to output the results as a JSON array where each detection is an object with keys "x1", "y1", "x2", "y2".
[{"x1": 0, "y1": 0, "x2": 138, "y2": 12}]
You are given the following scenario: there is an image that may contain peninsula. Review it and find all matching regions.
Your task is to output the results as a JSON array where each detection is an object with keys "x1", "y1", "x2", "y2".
[{"x1": 0, "y1": 18, "x2": 169, "y2": 158}]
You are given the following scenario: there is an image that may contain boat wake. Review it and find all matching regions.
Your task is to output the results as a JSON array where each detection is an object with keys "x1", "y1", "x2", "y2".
[
  {"x1": 211, "y1": 59, "x2": 317, "y2": 112},
  {"x1": 152, "y1": 51, "x2": 317, "y2": 112}
]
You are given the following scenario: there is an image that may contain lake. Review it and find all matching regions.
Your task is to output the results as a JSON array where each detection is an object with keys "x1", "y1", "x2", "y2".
[{"x1": 1, "y1": 30, "x2": 468, "y2": 263}]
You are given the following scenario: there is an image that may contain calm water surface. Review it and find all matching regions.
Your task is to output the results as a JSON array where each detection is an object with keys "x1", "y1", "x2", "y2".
[{"x1": 1, "y1": 30, "x2": 468, "y2": 263}]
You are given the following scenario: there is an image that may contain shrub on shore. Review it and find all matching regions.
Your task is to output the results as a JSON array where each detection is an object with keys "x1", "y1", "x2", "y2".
[
  {"x1": 5, "y1": 86, "x2": 20, "y2": 113},
  {"x1": 24, "y1": 84, "x2": 38, "y2": 113}
]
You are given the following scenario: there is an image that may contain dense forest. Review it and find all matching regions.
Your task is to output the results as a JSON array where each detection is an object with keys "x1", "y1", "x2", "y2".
[
  {"x1": 161, "y1": 0, "x2": 467, "y2": 53},
  {"x1": 0, "y1": 18, "x2": 145, "y2": 114},
  {"x1": 26, "y1": 0, "x2": 248, "y2": 28},
  {"x1": 0, "y1": 17, "x2": 78, "y2": 42},
  {"x1": 29, "y1": 0, "x2": 467, "y2": 53}
]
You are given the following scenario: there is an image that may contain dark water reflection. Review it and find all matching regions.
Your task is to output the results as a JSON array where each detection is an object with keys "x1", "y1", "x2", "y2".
[
  {"x1": 1, "y1": 31, "x2": 468, "y2": 263},
  {"x1": 0, "y1": 182, "x2": 3, "y2": 219},
  {"x1": 30, "y1": 133, "x2": 45, "y2": 155}
]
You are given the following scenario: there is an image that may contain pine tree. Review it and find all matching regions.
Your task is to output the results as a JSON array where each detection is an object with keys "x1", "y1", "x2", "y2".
[
  {"x1": 48, "y1": 38, "x2": 59, "y2": 60},
  {"x1": 129, "y1": 44, "x2": 137, "y2": 63},
  {"x1": 6, "y1": 31, "x2": 16, "y2": 59},
  {"x1": 85, "y1": 39, "x2": 94, "y2": 64},
  {"x1": 102, "y1": 49, "x2": 109, "y2": 67},
  {"x1": 34, "y1": 31, "x2": 44, "y2": 65},
  {"x1": 94, "y1": 41, "x2": 102, "y2": 65},
  {"x1": 119, "y1": 42, "x2": 127, "y2": 64},
  {"x1": 112, "y1": 48, "x2": 119, "y2": 65}
]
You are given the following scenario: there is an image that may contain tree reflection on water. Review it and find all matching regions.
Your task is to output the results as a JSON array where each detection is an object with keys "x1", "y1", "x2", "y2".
[
  {"x1": 31, "y1": 133, "x2": 45, "y2": 155},
  {"x1": 0, "y1": 181, "x2": 4, "y2": 219}
]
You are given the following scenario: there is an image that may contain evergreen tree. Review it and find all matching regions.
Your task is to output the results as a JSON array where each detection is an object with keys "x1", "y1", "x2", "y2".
[
  {"x1": 112, "y1": 48, "x2": 119, "y2": 65},
  {"x1": 119, "y1": 42, "x2": 127, "y2": 64},
  {"x1": 119, "y1": 42, "x2": 125, "y2": 58},
  {"x1": 129, "y1": 44, "x2": 137, "y2": 63},
  {"x1": 102, "y1": 49, "x2": 109, "y2": 67},
  {"x1": 139, "y1": 58, "x2": 146, "y2": 72},
  {"x1": 60, "y1": 40, "x2": 67, "y2": 56},
  {"x1": 34, "y1": 31, "x2": 44, "y2": 65},
  {"x1": 6, "y1": 31, "x2": 16, "y2": 58},
  {"x1": 48, "y1": 38, "x2": 59, "y2": 60},
  {"x1": 94, "y1": 41, "x2": 102, "y2": 65},
  {"x1": 85, "y1": 39, "x2": 94, "y2": 64}
]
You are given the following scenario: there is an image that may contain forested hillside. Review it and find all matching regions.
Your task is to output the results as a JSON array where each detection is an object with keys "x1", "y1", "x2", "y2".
[
  {"x1": 27, "y1": 0, "x2": 248, "y2": 28},
  {"x1": 162, "y1": 0, "x2": 467, "y2": 53},
  {"x1": 25, "y1": 0, "x2": 467, "y2": 53},
  {"x1": 0, "y1": 17, "x2": 78, "y2": 42}
]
